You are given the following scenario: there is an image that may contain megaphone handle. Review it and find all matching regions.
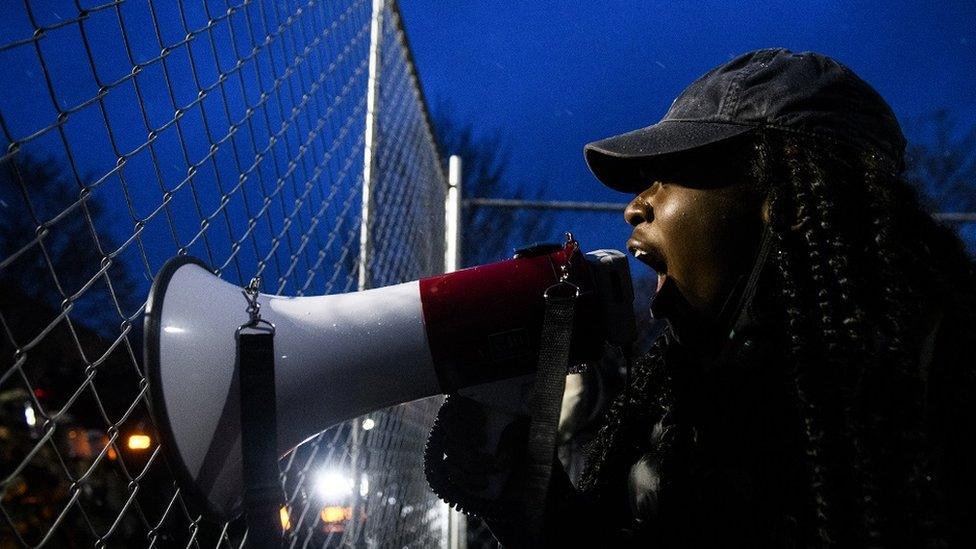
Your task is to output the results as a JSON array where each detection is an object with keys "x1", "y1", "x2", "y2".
[{"x1": 238, "y1": 330, "x2": 285, "y2": 548}]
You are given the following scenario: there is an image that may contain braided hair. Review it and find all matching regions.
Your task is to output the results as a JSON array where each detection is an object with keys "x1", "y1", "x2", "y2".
[{"x1": 578, "y1": 128, "x2": 976, "y2": 546}]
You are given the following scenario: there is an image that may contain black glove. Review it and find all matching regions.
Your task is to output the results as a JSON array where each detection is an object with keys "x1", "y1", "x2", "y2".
[{"x1": 425, "y1": 391, "x2": 532, "y2": 521}]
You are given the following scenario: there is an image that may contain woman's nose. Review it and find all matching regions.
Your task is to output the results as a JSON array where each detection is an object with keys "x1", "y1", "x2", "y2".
[{"x1": 624, "y1": 186, "x2": 655, "y2": 227}]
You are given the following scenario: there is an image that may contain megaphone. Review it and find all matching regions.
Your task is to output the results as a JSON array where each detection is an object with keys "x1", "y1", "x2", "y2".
[{"x1": 144, "y1": 238, "x2": 634, "y2": 521}]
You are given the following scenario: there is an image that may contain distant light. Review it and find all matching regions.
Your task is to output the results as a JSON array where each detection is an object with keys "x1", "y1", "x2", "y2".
[
  {"x1": 361, "y1": 418, "x2": 375, "y2": 431},
  {"x1": 279, "y1": 506, "x2": 291, "y2": 530},
  {"x1": 24, "y1": 402, "x2": 36, "y2": 428},
  {"x1": 315, "y1": 469, "x2": 353, "y2": 500},
  {"x1": 163, "y1": 326, "x2": 185, "y2": 334},
  {"x1": 320, "y1": 505, "x2": 351, "y2": 524},
  {"x1": 127, "y1": 434, "x2": 151, "y2": 450}
]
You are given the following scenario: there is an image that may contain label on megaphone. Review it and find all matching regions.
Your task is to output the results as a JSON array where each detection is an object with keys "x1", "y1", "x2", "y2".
[
  {"x1": 420, "y1": 240, "x2": 607, "y2": 392},
  {"x1": 144, "y1": 238, "x2": 635, "y2": 521}
]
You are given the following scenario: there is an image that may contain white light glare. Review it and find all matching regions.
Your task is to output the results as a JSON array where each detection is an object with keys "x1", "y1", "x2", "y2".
[
  {"x1": 360, "y1": 474, "x2": 369, "y2": 498},
  {"x1": 315, "y1": 469, "x2": 353, "y2": 500},
  {"x1": 361, "y1": 418, "x2": 375, "y2": 431},
  {"x1": 163, "y1": 326, "x2": 186, "y2": 334},
  {"x1": 24, "y1": 402, "x2": 36, "y2": 427}
]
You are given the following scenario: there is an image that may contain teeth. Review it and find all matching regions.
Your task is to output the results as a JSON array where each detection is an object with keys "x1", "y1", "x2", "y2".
[{"x1": 633, "y1": 249, "x2": 647, "y2": 258}]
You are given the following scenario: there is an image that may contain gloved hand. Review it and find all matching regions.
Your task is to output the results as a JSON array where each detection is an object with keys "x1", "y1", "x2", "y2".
[
  {"x1": 427, "y1": 387, "x2": 611, "y2": 548},
  {"x1": 425, "y1": 354, "x2": 628, "y2": 524},
  {"x1": 425, "y1": 376, "x2": 535, "y2": 520}
]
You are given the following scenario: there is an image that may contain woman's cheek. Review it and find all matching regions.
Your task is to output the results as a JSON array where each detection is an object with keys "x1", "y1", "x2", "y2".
[{"x1": 653, "y1": 197, "x2": 688, "y2": 244}]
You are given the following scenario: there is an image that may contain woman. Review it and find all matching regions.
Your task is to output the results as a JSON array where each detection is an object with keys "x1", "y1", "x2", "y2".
[{"x1": 434, "y1": 48, "x2": 976, "y2": 547}]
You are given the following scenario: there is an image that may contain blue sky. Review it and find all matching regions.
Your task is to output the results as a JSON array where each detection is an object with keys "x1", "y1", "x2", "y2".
[
  {"x1": 0, "y1": 1, "x2": 973, "y2": 298},
  {"x1": 398, "y1": 0, "x2": 976, "y2": 254}
]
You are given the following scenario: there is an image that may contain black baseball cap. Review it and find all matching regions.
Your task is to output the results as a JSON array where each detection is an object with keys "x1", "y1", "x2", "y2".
[{"x1": 584, "y1": 48, "x2": 907, "y2": 192}]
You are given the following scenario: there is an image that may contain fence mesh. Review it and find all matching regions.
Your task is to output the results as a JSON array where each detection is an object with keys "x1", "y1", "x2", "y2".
[{"x1": 0, "y1": 0, "x2": 453, "y2": 546}]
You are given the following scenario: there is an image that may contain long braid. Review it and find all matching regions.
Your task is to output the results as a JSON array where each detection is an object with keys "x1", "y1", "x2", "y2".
[
  {"x1": 768, "y1": 132, "x2": 973, "y2": 545},
  {"x1": 765, "y1": 149, "x2": 835, "y2": 544},
  {"x1": 812, "y1": 149, "x2": 885, "y2": 544},
  {"x1": 861, "y1": 167, "x2": 946, "y2": 541},
  {"x1": 777, "y1": 138, "x2": 885, "y2": 544}
]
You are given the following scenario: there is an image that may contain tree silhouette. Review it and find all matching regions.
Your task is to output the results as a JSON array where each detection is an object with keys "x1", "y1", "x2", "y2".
[
  {"x1": 0, "y1": 155, "x2": 141, "y2": 338},
  {"x1": 0, "y1": 155, "x2": 150, "y2": 546},
  {"x1": 432, "y1": 106, "x2": 554, "y2": 267},
  {"x1": 904, "y1": 109, "x2": 976, "y2": 253}
]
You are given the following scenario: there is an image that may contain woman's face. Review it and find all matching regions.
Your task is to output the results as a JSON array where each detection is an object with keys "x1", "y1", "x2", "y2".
[{"x1": 624, "y1": 177, "x2": 766, "y2": 319}]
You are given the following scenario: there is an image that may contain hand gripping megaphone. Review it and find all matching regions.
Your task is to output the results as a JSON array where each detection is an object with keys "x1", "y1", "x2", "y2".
[{"x1": 144, "y1": 236, "x2": 635, "y2": 521}]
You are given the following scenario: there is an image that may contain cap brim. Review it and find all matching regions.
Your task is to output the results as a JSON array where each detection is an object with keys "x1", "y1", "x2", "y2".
[{"x1": 584, "y1": 120, "x2": 757, "y2": 192}]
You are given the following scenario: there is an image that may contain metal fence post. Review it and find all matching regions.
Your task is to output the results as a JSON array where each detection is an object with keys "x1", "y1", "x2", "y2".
[
  {"x1": 441, "y1": 154, "x2": 468, "y2": 549},
  {"x1": 350, "y1": 1, "x2": 384, "y2": 546},
  {"x1": 449, "y1": 506, "x2": 468, "y2": 549},
  {"x1": 445, "y1": 155, "x2": 463, "y2": 272},
  {"x1": 359, "y1": 0, "x2": 385, "y2": 292}
]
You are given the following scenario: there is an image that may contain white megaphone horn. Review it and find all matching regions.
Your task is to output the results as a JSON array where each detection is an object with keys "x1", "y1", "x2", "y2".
[{"x1": 144, "y1": 237, "x2": 635, "y2": 521}]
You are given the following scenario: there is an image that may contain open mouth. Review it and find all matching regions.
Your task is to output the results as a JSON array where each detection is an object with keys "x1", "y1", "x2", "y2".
[
  {"x1": 627, "y1": 241, "x2": 668, "y2": 295},
  {"x1": 627, "y1": 237, "x2": 666, "y2": 274}
]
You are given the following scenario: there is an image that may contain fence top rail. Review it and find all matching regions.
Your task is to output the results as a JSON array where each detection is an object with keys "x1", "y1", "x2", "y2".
[{"x1": 463, "y1": 198, "x2": 628, "y2": 212}]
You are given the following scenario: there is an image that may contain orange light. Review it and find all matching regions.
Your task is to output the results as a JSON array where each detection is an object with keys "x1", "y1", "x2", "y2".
[
  {"x1": 127, "y1": 434, "x2": 151, "y2": 450},
  {"x1": 279, "y1": 506, "x2": 291, "y2": 530},
  {"x1": 320, "y1": 505, "x2": 352, "y2": 524}
]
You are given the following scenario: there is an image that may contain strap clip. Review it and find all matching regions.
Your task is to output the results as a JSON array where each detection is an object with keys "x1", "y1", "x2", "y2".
[
  {"x1": 544, "y1": 232, "x2": 581, "y2": 300},
  {"x1": 238, "y1": 276, "x2": 276, "y2": 335}
]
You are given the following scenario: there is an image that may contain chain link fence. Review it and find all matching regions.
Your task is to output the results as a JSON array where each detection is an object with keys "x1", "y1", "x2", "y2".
[{"x1": 0, "y1": 0, "x2": 457, "y2": 546}]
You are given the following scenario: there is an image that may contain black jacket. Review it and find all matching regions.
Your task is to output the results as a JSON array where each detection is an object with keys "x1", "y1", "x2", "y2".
[
  {"x1": 486, "y1": 307, "x2": 973, "y2": 547},
  {"x1": 486, "y1": 316, "x2": 812, "y2": 548},
  {"x1": 428, "y1": 277, "x2": 976, "y2": 547}
]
